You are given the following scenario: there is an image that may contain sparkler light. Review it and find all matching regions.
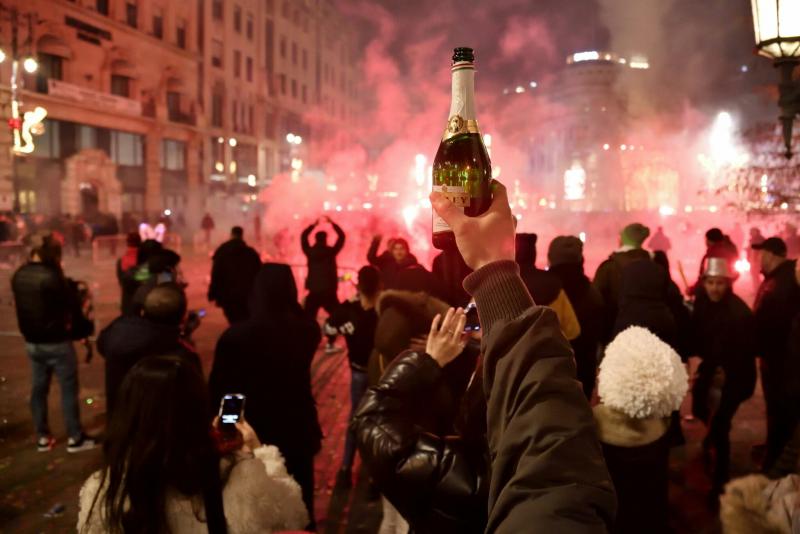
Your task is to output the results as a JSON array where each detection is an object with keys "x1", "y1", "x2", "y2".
[{"x1": 735, "y1": 257, "x2": 751, "y2": 274}]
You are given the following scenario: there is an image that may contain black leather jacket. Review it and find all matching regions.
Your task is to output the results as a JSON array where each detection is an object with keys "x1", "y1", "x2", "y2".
[
  {"x1": 12, "y1": 262, "x2": 73, "y2": 343},
  {"x1": 352, "y1": 350, "x2": 488, "y2": 534}
]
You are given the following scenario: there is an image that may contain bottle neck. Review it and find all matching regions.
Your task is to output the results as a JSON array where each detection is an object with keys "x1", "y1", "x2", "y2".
[{"x1": 449, "y1": 65, "x2": 476, "y2": 121}]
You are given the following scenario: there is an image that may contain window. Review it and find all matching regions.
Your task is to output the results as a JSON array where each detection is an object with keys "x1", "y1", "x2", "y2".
[
  {"x1": 36, "y1": 53, "x2": 63, "y2": 93},
  {"x1": 265, "y1": 0, "x2": 274, "y2": 14},
  {"x1": 248, "y1": 106, "x2": 254, "y2": 134},
  {"x1": 291, "y1": 79, "x2": 297, "y2": 99},
  {"x1": 152, "y1": 7, "x2": 163, "y2": 38},
  {"x1": 232, "y1": 100, "x2": 238, "y2": 131},
  {"x1": 233, "y1": 6, "x2": 242, "y2": 33},
  {"x1": 293, "y1": 10, "x2": 300, "y2": 25},
  {"x1": 291, "y1": 42, "x2": 297, "y2": 65},
  {"x1": 246, "y1": 57, "x2": 253, "y2": 82},
  {"x1": 246, "y1": 14, "x2": 254, "y2": 40},
  {"x1": 96, "y1": 0, "x2": 109, "y2": 15},
  {"x1": 279, "y1": 36, "x2": 286, "y2": 59},
  {"x1": 302, "y1": 49, "x2": 308, "y2": 70},
  {"x1": 166, "y1": 91, "x2": 181, "y2": 121},
  {"x1": 264, "y1": 109, "x2": 276, "y2": 139},
  {"x1": 33, "y1": 119, "x2": 60, "y2": 158},
  {"x1": 125, "y1": 1, "x2": 138, "y2": 28},
  {"x1": 212, "y1": 0, "x2": 223, "y2": 20},
  {"x1": 301, "y1": 84, "x2": 307, "y2": 104},
  {"x1": 78, "y1": 125, "x2": 98, "y2": 150},
  {"x1": 211, "y1": 91, "x2": 224, "y2": 127},
  {"x1": 233, "y1": 50, "x2": 241, "y2": 78},
  {"x1": 111, "y1": 75, "x2": 131, "y2": 97},
  {"x1": 279, "y1": 74, "x2": 286, "y2": 95},
  {"x1": 281, "y1": 1, "x2": 289, "y2": 17},
  {"x1": 176, "y1": 18, "x2": 187, "y2": 49},
  {"x1": 211, "y1": 40, "x2": 223, "y2": 67},
  {"x1": 110, "y1": 131, "x2": 144, "y2": 166},
  {"x1": 161, "y1": 139, "x2": 186, "y2": 170}
]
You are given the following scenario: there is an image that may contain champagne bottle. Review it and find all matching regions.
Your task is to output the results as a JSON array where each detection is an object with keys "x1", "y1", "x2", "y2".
[{"x1": 432, "y1": 47, "x2": 492, "y2": 251}]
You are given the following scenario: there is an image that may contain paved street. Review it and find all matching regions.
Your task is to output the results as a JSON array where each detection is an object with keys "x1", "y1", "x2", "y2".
[{"x1": 0, "y1": 246, "x2": 768, "y2": 533}]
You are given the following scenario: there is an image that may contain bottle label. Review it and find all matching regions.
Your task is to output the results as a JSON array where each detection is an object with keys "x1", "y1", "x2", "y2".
[
  {"x1": 442, "y1": 115, "x2": 480, "y2": 141},
  {"x1": 432, "y1": 184, "x2": 469, "y2": 233}
]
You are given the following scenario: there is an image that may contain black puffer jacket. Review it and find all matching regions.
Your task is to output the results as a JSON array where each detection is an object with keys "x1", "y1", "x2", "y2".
[
  {"x1": 613, "y1": 259, "x2": 677, "y2": 349},
  {"x1": 11, "y1": 262, "x2": 74, "y2": 343},
  {"x1": 352, "y1": 350, "x2": 488, "y2": 534}
]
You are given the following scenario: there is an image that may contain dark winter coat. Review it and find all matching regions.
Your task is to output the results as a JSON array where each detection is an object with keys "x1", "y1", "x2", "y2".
[
  {"x1": 367, "y1": 240, "x2": 419, "y2": 289},
  {"x1": 326, "y1": 299, "x2": 377, "y2": 370},
  {"x1": 352, "y1": 350, "x2": 488, "y2": 534},
  {"x1": 209, "y1": 263, "x2": 323, "y2": 457},
  {"x1": 594, "y1": 248, "x2": 652, "y2": 341},
  {"x1": 12, "y1": 262, "x2": 74, "y2": 343},
  {"x1": 515, "y1": 234, "x2": 562, "y2": 306},
  {"x1": 371, "y1": 290, "x2": 476, "y2": 401},
  {"x1": 549, "y1": 262, "x2": 604, "y2": 395},
  {"x1": 690, "y1": 290, "x2": 757, "y2": 402},
  {"x1": 208, "y1": 238, "x2": 262, "y2": 312},
  {"x1": 613, "y1": 259, "x2": 677, "y2": 349},
  {"x1": 754, "y1": 259, "x2": 800, "y2": 373},
  {"x1": 463, "y1": 261, "x2": 616, "y2": 532},
  {"x1": 431, "y1": 249, "x2": 472, "y2": 308},
  {"x1": 97, "y1": 315, "x2": 200, "y2": 415},
  {"x1": 301, "y1": 222, "x2": 345, "y2": 293}
]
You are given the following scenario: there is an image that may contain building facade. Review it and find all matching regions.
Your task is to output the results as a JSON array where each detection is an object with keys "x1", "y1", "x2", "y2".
[{"x1": 0, "y1": 0, "x2": 361, "y2": 229}]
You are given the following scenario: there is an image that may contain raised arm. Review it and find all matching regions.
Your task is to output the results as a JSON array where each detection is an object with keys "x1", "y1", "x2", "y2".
[
  {"x1": 300, "y1": 221, "x2": 316, "y2": 256},
  {"x1": 367, "y1": 235, "x2": 382, "y2": 266},
  {"x1": 331, "y1": 220, "x2": 346, "y2": 254},
  {"x1": 431, "y1": 181, "x2": 616, "y2": 533}
]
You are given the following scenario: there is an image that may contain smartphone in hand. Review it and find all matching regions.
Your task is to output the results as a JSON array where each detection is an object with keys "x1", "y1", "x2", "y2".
[
  {"x1": 218, "y1": 394, "x2": 246, "y2": 434},
  {"x1": 463, "y1": 302, "x2": 480, "y2": 332}
]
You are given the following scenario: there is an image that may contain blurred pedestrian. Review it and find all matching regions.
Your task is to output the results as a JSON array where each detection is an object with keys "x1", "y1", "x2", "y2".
[
  {"x1": 548, "y1": 235, "x2": 604, "y2": 398},
  {"x1": 784, "y1": 222, "x2": 800, "y2": 258},
  {"x1": 516, "y1": 233, "x2": 580, "y2": 341},
  {"x1": 209, "y1": 263, "x2": 322, "y2": 530},
  {"x1": 368, "y1": 235, "x2": 419, "y2": 289},
  {"x1": 752, "y1": 237, "x2": 800, "y2": 473},
  {"x1": 594, "y1": 222, "x2": 651, "y2": 342},
  {"x1": 690, "y1": 258, "x2": 757, "y2": 495},
  {"x1": 78, "y1": 355, "x2": 309, "y2": 533},
  {"x1": 208, "y1": 226, "x2": 262, "y2": 324},
  {"x1": 748, "y1": 227, "x2": 766, "y2": 290},
  {"x1": 594, "y1": 326, "x2": 688, "y2": 533},
  {"x1": 325, "y1": 265, "x2": 381, "y2": 487},
  {"x1": 11, "y1": 232, "x2": 96, "y2": 453},
  {"x1": 201, "y1": 212, "x2": 215, "y2": 247},
  {"x1": 301, "y1": 216, "x2": 346, "y2": 353},
  {"x1": 116, "y1": 232, "x2": 141, "y2": 314},
  {"x1": 648, "y1": 226, "x2": 672, "y2": 254}
]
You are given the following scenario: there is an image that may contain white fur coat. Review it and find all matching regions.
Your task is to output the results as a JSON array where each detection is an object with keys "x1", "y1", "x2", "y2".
[{"x1": 77, "y1": 444, "x2": 309, "y2": 533}]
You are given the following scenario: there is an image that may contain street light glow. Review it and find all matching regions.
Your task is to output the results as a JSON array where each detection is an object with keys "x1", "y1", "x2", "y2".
[
  {"x1": 22, "y1": 57, "x2": 38, "y2": 73},
  {"x1": 0, "y1": 49, "x2": 6, "y2": 64},
  {"x1": 228, "y1": 138, "x2": 237, "y2": 147},
  {"x1": 286, "y1": 133, "x2": 296, "y2": 143}
]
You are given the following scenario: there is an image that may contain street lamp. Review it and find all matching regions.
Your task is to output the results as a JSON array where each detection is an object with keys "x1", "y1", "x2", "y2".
[{"x1": 750, "y1": 0, "x2": 800, "y2": 158}]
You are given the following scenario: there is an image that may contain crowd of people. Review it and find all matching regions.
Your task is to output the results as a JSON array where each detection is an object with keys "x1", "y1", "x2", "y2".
[{"x1": 8, "y1": 183, "x2": 800, "y2": 532}]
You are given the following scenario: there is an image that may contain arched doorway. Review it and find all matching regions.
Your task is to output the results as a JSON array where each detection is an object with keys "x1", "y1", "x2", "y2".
[
  {"x1": 62, "y1": 149, "x2": 122, "y2": 222},
  {"x1": 79, "y1": 182, "x2": 99, "y2": 216}
]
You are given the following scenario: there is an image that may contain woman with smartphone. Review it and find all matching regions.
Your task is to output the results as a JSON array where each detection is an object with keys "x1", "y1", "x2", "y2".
[{"x1": 77, "y1": 355, "x2": 308, "y2": 533}]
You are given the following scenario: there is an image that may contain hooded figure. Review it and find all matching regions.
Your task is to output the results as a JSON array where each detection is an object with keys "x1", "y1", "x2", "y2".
[
  {"x1": 594, "y1": 326, "x2": 688, "y2": 534},
  {"x1": 208, "y1": 227, "x2": 262, "y2": 324},
  {"x1": 515, "y1": 233, "x2": 580, "y2": 341},
  {"x1": 209, "y1": 263, "x2": 321, "y2": 529}
]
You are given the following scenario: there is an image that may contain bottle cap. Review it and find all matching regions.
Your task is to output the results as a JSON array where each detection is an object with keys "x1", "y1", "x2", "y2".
[{"x1": 452, "y1": 47, "x2": 474, "y2": 63}]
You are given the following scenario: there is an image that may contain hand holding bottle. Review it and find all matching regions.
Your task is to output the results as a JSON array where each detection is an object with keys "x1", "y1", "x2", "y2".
[{"x1": 431, "y1": 180, "x2": 515, "y2": 271}]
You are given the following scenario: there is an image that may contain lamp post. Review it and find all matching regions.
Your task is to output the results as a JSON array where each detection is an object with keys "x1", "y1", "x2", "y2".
[
  {"x1": 0, "y1": 6, "x2": 40, "y2": 211},
  {"x1": 750, "y1": 0, "x2": 800, "y2": 159}
]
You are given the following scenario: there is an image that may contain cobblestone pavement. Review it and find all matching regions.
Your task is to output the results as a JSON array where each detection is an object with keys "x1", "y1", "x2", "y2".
[{"x1": 0, "y1": 247, "x2": 766, "y2": 533}]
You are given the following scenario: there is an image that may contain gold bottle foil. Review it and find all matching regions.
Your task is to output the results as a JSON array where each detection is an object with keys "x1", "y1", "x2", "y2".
[{"x1": 441, "y1": 115, "x2": 481, "y2": 141}]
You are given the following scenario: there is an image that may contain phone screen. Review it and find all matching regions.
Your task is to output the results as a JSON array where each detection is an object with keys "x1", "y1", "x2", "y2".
[
  {"x1": 463, "y1": 303, "x2": 480, "y2": 332},
  {"x1": 219, "y1": 394, "x2": 245, "y2": 427},
  {"x1": 197, "y1": 308, "x2": 207, "y2": 318}
]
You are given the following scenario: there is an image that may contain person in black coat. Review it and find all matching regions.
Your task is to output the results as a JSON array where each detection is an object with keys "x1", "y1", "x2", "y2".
[
  {"x1": 301, "y1": 216, "x2": 345, "y2": 352},
  {"x1": 690, "y1": 258, "x2": 757, "y2": 494},
  {"x1": 209, "y1": 263, "x2": 322, "y2": 530},
  {"x1": 98, "y1": 283, "x2": 200, "y2": 417},
  {"x1": 207, "y1": 226, "x2": 262, "y2": 324},
  {"x1": 752, "y1": 237, "x2": 800, "y2": 472},
  {"x1": 353, "y1": 308, "x2": 488, "y2": 533},
  {"x1": 547, "y1": 236, "x2": 605, "y2": 398},
  {"x1": 367, "y1": 235, "x2": 419, "y2": 289},
  {"x1": 613, "y1": 258, "x2": 677, "y2": 350}
]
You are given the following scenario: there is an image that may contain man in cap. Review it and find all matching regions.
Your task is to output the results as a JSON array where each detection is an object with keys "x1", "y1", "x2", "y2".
[
  {"x1": 690, "y1": 257, "x2": 757, "y2": 495},
  {"x1": 752, "y1": 237, "x2": 800, "y2": 472},
  {"x1": 593, "y1": 222, "x2": 651, "y2": 342}
]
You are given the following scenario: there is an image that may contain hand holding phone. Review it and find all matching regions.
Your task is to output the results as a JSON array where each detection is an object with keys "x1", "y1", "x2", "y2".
[
  {"x1": 463, "y1": 302, "x2": 480, "y2": 333},
  {"x1": 218, "y1": 394, "x2": 245, "y2": 432}
]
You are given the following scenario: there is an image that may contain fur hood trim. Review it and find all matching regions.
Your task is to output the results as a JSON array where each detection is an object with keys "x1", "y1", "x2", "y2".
[
  {"x1": 593, "y1": 404, "x2": 670, "y2": 447},
  {"x1": 598, "y1": 326, "x2": 688, "y2": 419},
  {"x1": 376, "y1": 290, "x2": 449, "y2": 320},
  {"x1": 720, "y1": 474, "x2": 800, "y2": 534}
]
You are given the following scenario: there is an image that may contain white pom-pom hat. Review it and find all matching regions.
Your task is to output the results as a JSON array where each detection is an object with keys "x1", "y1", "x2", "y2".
[{"x1": 598, "y1": 326, "x2": 688, "y2": 420}]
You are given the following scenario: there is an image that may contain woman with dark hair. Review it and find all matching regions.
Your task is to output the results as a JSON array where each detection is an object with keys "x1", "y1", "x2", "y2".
[
  {"x1": 78, "y1": 355, "x2": 308, "y2": 533},
  {"x1": 209, "y1": 263, "x2": 322, "y2": 529}
]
